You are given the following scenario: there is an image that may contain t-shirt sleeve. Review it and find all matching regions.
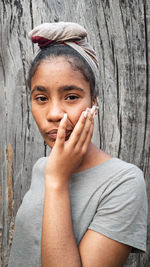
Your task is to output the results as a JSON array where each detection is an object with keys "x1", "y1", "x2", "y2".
[{"x1": 88, "y1": 165, "x2": 148, "y2": 252}]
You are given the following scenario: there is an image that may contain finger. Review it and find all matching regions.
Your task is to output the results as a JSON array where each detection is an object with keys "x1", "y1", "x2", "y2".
[
  {"x1": 68, "y1": 111, "x2": 88, "y2": 147},
  {"x1": 75, "y1": 112, "x2": 94, "y2": 151},
  {"x1": 55, "y1": 113, "x2": 67, "y2": 147},
  {"x1": 81, "y1": 120, "x2": 94, "y2": 154}
]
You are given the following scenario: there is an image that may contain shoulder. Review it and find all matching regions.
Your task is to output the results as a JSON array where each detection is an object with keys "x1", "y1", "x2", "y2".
[
  {"x1": 100, "y1": 158, "x2": 147, "y2": 202},
  {"x1": 89, "y1": 158, "x2": 148, "y2": 252},
  {"x1": 32, "y1": 157, "x2": 48, "y2": 172},
  {"x1": 109, "y1": 158, "x2": 146, "y2": 192},
  {"x1": 107, "y1": 157, "x2": 143, "y2": 175},
  {"x1": 30, "y1": 157, "x2": 48, "y2": 186}
]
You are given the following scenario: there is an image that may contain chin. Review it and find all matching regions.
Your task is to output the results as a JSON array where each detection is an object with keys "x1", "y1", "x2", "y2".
[
  {"x1": 46, "y1": 141, "x2": 55, "y2": 149},
  {"x1": 43, "y1": 130, "x2": 72, "y2": 148},
  {"x1": 42, "y1": 137, "x2": 55, "y2": 149}
]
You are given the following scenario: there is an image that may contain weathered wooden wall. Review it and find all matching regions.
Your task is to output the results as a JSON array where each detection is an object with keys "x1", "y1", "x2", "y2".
[{"x1": 0, "y1": 0, "x2": 150, "y2": 266}]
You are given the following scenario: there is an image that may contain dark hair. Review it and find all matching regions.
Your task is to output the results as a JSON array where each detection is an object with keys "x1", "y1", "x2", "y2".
[{"x1": 28, "y1": 45, "x2": 96, "y2": 98}]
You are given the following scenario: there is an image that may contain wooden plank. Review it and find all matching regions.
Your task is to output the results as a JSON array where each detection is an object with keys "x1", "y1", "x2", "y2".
[{"x1": 0, "y1": 0, "x2": 149, "y2": 266}]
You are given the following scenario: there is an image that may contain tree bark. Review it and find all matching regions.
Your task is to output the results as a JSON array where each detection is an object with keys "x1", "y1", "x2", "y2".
[{"x1": 0, "y1": 0, "x2": 149, "y2": 266}]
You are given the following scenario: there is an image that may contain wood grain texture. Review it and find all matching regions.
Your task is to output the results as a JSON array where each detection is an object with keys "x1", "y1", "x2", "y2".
[{"x1": 0, "y1": 0, "x2": 149, "y2": 266}]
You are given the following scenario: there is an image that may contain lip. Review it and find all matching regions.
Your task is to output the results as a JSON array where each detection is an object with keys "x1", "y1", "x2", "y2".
[
  {"x1": 46, "y1": 129, "x2": 72, "y2": 140},
  {"x1": 47, "y1": 129, "x2": 58, "y2": 140}
]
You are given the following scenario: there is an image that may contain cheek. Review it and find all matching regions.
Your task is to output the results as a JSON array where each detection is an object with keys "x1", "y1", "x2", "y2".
[
  {"x1": 67, "y1": 106, "x2": 87, "y2": 127},
  {"x1": 31, "y1": 104, "x2": 44, "y2": 129},
  {"x1": 31, "y1": 104, "x2": 38, "y2": 121}
]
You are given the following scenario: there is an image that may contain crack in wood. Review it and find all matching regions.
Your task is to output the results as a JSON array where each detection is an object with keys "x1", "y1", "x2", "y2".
[
  {"x1": 29, "y1": 0, "x2": 34, "y2": 53},
  {"x1": 142, "y1": 0, "x2": 150, "y2": 171},
  {"x1": 8, "y1": 144, "x2": 13, "y2": 217},
  {"x1": 0, "y1": 0, "x2": 149, "y2": 266}
]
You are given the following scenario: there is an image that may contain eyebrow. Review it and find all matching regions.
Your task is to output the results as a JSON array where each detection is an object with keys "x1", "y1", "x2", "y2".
[
  {"x1": 58, "y1": 85, "x2": 84, "y2": 93},
  {"x1": 31, "y1": 86, "x2": 48, "y2": 95},
  {"x1": 31, "y1": 85, "x2": 84, "y2": 95}
]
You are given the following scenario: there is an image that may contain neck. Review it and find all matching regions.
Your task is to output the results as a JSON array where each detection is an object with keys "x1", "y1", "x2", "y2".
[
  {"x1": 73, "y1": 142, "x2": 112, "y2": 174},
  {"x1": 73, "y1": 143, "x2": 97, "y2": 173}
]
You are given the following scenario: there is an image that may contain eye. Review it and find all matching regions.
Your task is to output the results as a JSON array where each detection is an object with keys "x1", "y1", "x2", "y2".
[
  {"x1": 65, "y1": 95, "x2": 79, "y2": 101},
  {"x1": 35, "y1": 96, "x2": 48, "y2": 102}
]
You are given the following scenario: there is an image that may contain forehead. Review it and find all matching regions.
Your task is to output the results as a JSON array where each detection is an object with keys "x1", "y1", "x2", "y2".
[
  {"x1": 31, "y1": 56, "x2": 90, "y2": 91},
  {"x1": 35, "y1": 56, "x2": 80, "y2": 76},
  {"x1": 38, "y1": 56, "x2": 75, "y2": 74}
]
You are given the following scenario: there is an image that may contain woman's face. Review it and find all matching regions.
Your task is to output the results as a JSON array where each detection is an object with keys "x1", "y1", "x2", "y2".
[{"x1": 31, "y1": 56, "x2": 96, "y2": 148}]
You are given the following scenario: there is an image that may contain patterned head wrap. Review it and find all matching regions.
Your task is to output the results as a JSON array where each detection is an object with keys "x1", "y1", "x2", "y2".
[{"x1": 28, "y1": 22, "x2": 99, "y2": 95}]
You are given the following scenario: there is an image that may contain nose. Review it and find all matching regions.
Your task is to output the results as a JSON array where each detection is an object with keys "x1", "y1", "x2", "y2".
[{"x1": 46, "y1": 101, "x2": 64, "y2": 122}]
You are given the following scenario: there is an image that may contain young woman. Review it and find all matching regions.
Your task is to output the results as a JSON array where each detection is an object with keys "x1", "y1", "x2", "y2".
[{"x1": 8, "y1": 22, "x2": 147, "y2": 267}]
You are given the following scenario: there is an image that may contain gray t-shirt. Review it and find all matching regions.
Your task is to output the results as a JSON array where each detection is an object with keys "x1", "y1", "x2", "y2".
[{"x1": 8, "y1": 157, "x2": 148, "y2": 267}]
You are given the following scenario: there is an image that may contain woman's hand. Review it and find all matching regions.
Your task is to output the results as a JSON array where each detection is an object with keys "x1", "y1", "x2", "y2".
[
  {"x1": 43, "y1": 110, "x2": 95, "y2": 267},
  {"x1": 45, "y1": 108, "x2": 95, "y2": 186},
  {"x1": 42, "y1": 108, "x2": 95, "y2": 267}
]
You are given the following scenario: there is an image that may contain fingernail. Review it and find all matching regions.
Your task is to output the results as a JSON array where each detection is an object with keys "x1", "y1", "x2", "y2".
[
  {"x1": 84, "y1": 108, "x2": 90, "y2": 118},
  {"x1": 91, "y1": 105, "x2": 99, "y2": 117},
  {"x1": 84, "y1": 110, "x2": 88, "y2": 118},
  {"x1": 92, "y1": 105, "x2": 99, "y2": 110},
  {"x1": 90, "y1": 106, "x2": 95, "y2": 115},
  {"x1": 63, "y1": 113, "x2": 67, "y2": 120}
]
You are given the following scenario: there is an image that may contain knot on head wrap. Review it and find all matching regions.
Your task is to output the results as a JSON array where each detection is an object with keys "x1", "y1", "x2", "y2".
[
  {"x1": 28, "y1": 22, "x2": 87, "y2": 44},
  {"x1": 28, "y1": 22, "x2": 99, "y2": 95}
]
